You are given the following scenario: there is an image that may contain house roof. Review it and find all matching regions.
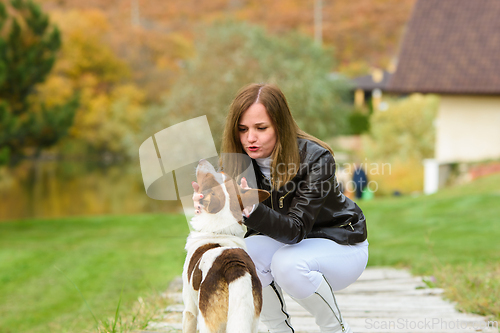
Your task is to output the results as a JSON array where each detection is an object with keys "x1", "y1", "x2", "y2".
[
  {"x1": 352, "y1": 71, "x2": 393, "y2": 92},
  {"x1": 386, "y1": 0, "x2": 500, "y2": 95}
]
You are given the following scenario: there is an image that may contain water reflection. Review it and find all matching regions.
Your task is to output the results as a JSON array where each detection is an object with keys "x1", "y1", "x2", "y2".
[{"x1": 0, "y1": 158, "x2": 182, "y2": 221}]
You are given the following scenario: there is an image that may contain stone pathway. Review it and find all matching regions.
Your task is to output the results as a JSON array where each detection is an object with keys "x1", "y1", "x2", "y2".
[{"x1": 140, "y1": 267, "x2": 496, "y2": 333}]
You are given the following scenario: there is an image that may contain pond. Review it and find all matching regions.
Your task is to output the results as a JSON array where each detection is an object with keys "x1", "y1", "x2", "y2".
[{"x1": 0, "y1": 158, "x2": 182, "y2": 221}]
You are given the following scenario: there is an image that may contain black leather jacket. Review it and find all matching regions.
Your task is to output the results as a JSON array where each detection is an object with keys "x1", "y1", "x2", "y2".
[{"x1": 244, "y1": 138, "x2": 367, "y2": 245}]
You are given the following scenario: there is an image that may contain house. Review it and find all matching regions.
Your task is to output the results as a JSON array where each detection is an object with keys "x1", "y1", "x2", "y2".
[
  {"x1": 352, "y1": 69, "x2": 393, "y2": 111},
  {"x1": 386, "y1": 0, "x2": 500, "y2": 193}
]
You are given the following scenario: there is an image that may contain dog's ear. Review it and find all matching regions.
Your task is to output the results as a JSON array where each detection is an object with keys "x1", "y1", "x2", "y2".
[
  {"x1": 239, "y1": 188, "x2": 270, "y2": 207},
  {"x1": 199, "y1": 173, "x2": 226, "y2": 214},
  {"x1": 203, "y1": 191, "x2": 224, "y2": 214}
]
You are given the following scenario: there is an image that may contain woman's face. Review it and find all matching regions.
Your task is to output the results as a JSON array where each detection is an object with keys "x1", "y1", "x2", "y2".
[{"x1": 238, "y1": 103, "x2": 277, "y2": 159}]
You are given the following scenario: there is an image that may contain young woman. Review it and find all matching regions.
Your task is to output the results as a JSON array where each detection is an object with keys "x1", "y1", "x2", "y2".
[{"x1": 193, "y1": 83, "x2": 368, "y2": 333}]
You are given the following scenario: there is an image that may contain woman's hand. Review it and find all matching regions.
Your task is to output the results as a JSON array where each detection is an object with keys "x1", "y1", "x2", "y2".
[
  {"x1": 240, "y1": 177, "x2": 254, "y2": 218},
  {"x1": 192, "y1": 181, "x2": 204, "y2": 214}
]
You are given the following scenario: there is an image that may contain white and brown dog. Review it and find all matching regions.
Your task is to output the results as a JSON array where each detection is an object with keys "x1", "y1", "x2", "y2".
[{"x1": 182, "y1": 159, "x2": 270, "y2": 333}]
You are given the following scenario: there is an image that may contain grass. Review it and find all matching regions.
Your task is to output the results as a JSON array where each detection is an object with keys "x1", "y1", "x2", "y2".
[
  {"x1": 1, "y1": 173, "x2": 499, "y2": 332},
  {"x1": 361, "y1": 173, "x2": 500, "y2": 322},
  {"x1": 0, "y1": 214, "x2": 190, "y2": 333}
]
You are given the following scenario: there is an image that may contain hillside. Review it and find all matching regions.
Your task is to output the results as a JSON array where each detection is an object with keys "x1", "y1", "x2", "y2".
[{"x1": 37, "y1": 0, "x2": 416, "y2": 76}]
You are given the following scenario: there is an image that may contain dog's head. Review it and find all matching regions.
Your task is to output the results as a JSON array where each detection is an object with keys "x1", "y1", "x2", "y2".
[{"x1": 191, "y1": 159, "x2": 269, "y2": 234}]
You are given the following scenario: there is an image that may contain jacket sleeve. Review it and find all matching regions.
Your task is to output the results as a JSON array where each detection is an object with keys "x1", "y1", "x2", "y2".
[{"x1": 243, "y1": 150, "x2": 335, "y2": 244}]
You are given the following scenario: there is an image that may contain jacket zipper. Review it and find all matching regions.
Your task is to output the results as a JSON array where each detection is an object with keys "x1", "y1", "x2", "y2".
[
  {"x1": 337, "y1": 222, "x2": 355, "y2": 230},
  {"x1": 279, "y1": 190, "x2": 292, "y2": 209},
  {"x1": 262, "y1": 175, "x2": 290, "y2": 211}
]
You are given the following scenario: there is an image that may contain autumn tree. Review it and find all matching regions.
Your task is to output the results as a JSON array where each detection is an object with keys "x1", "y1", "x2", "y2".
[
  {"x1": 0, "y1": 0, "x2": 78, "y2": 164},
  {"x1": 38, "y1": 9, "x2": 147, "y2": 157},
  {"x1": 359, "y1": 94, "x2": 439, "y2": 195},
  {"x1": 36, "y1": 0, "x2": 415, "y2": 77},
  {"x1": 137, "y1": 20, "x2": 352, "y2": 155},
  {"x1": 363, "y1": 94, "x2": 439, "y2": 162}
]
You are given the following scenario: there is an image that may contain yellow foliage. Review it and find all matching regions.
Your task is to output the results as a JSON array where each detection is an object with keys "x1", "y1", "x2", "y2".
[
  {"x1": 32, "y1": 9, "x2": 148, "y2": 154},
  {"x1": 70, "y1": 84, "x2": 146, "y2": 152},
  {"x1": 338, "y1": 60, "x2": 372, "y2": 78},
  {"x1": 153, "y1": 32, "x2": 194, "y2": 70},
  {"x1": 368, "y1": 159, "x2": 425, "y2": 196},
  {"x1": 31, "y1": 76, "x2": 74, "y2": 108},
  {"x1": 51, "y1": 9, "x2": 109, "y2": 33},
  {"x1": 49, "y1": 10, "x2": 130, "y2": 84},
  {"x1": 110, "y1": 84, "x2": 146, "y2": 130},
  {"x1": 336, "y1": 158, "x2": 422, "y2": 197},
  {"x1": 362, "y1": 94, "x2": 439, "y2": 162},
  {"x1": 356, "y1": 94, "x2": 440, "y2": 195}
]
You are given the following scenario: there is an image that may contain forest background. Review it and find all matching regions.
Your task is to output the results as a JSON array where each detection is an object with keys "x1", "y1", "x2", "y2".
[
  {"x1": 0, "y1": 0, "x2": 437, "y2": 221},
  {"x1": 1, "y1": 0, "x2": 417, "y2": 162}
]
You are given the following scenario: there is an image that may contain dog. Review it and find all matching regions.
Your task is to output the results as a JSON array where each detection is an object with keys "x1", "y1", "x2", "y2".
[{"x1": 182, "y1": 159, "x2": 270, "y2": 333}]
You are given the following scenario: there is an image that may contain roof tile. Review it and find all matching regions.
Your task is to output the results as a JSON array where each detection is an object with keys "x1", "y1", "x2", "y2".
[{"x1": 387, "y1": 0, "x2": 500, "y2": 95}]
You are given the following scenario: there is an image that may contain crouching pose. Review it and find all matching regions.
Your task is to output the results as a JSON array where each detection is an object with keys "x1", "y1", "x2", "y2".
[{"x1": 194, "y1": 83, "x2": 368, "y2": 333}]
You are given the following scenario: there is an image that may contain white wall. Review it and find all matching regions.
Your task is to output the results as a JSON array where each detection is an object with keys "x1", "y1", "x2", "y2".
[{"x1": 435, "y1": 95, "x2": 500, "y2": 163}]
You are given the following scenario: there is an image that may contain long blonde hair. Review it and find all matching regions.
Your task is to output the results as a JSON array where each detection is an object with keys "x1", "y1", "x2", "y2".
[{"x1": 221, "y1": 83, "x2": 333, "y2": 189}]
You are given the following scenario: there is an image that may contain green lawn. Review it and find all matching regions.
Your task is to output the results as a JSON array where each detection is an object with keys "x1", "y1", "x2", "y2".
[
  {"x1": 1, "y1": 173, "x2": 499, "y2": 332},
  {"x1": 361, "y1": 173, "x2": 500, "y2": 322},
  {"x1": 0, "y1": 214, "x2": 190, "y2": 333}
]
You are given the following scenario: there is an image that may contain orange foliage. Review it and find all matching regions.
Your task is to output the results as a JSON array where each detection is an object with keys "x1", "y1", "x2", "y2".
[{"x1": 36, "y1": 0, "x2": 415, "y2": 77}]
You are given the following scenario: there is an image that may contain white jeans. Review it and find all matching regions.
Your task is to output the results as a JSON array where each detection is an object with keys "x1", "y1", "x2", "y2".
[{"x1": 245, "y1": 235, "x2": 369, "y2": 299}]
